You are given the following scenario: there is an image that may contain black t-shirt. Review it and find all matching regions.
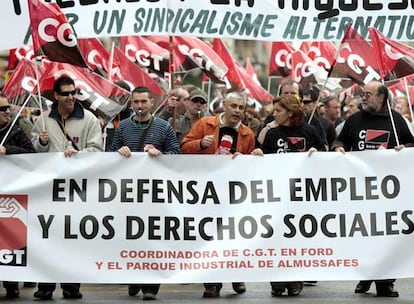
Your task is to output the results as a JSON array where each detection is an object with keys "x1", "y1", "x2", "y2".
[
  {"x1": 261, "y1": 122, "x2": 326, "y2": 154},
  {"x1": 337, "y1": 110, "x2": 414, "y2": 151},
  {"x1": 218, "y1": 126, "x2": 238, "y2": 154}
]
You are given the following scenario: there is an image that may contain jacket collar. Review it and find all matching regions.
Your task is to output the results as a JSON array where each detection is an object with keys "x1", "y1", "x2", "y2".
[{"x1": 49, "y1": 101, "x2": 85, "y2": 121}]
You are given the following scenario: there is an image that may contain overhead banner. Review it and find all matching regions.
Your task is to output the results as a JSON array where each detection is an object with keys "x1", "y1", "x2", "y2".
[
  {"x1": 1, "y1": 1, "x2": 414, "y2": 51},
  {"x1": 1, "y1": 150, "x2": 414, "y2": 283}
]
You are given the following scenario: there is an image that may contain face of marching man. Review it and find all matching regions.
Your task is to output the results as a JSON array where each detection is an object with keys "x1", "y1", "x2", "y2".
[{"x1": 0, "y1": 95, "x2": 11, "y2": 128}]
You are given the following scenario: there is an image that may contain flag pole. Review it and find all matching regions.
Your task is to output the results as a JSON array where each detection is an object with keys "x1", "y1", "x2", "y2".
[
  {"x1": 0, "y1": 94, "x2": 32, "y2": 146},
  {"x1": 403, "y1": 77, "x2": 414, "y2": 123},
  {"x1": 108, "y1": 42, "x2": 115, "y2": 82},
  {"x1": 169, "y1": 36, "x2": 176, "y2": 132},
  {"x1": 308, "y1": 22, "x2": 353, "y2": 124},
  {"x1": 34, "y1": 57, "x2": 46, "y2": 131},
  {"x1": 383, "y1": 79, "x2": 400, "y2": 146}
]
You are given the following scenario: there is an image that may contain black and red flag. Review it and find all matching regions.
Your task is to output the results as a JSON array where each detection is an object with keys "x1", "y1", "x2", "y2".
[
  {"x1": 328, "y1": 24, "x2": 381, "y2": 85},
  {"x1": 27, "y1": 0, "x2": 87, "y2": 68},
  {"x1": 119, "y1": 35, "x2": 170, "y2": 76},
  {"x1": 37, "y1": 62, "x2": 130, "y2": 124},
  {"x1": 112, "y1": 46, "x2": 166, "y2": 100}
]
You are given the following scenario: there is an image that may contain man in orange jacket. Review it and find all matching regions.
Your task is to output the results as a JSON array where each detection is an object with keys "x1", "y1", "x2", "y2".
[{"x1": 181, "y1": 91, "x2": 262, "y2": 298}]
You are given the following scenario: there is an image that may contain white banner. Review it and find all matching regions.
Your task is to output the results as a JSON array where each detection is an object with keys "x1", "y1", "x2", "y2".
[
  {"x1": 1, "y1": 150, "x2": 414, "y2": 283},
  {"x1": 1, "y1": 0, "x2": 414, "y2": 51}
]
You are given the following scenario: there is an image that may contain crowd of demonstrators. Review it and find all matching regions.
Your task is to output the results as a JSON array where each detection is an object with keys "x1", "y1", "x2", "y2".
[
  {"x1": 181, "y1": 91, "x2": 262, "y2": 298},
  {"x1": 109, "y1": 86, "x2": 179, "y2": 300},
  {"x1": 30, "y1": 76, "x2": 103, "y2": 300},
  {"x1": 333, "y1": 80, "x2": 414, "y2": 298},
  {"x1": 2, "y1": 73, "x2": 414, "y2": 300}
]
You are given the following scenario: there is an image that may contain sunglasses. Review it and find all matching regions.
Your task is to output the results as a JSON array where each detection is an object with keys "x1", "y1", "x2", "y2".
[
  {"x1": 0, "y1": 105, "x2": 11, "y2": 112},
  {"x1": 191, "y1": 98, "x2": 207, "y2": 104},
  {"x1": 58, "y1": 89, "x2": 79, "y2": 97},
  {"x1": 302, "y1": 99, "x2": 313, "y2": 104}
]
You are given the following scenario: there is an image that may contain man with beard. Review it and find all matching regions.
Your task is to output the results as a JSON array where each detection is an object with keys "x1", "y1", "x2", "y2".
[{"x1": 334, "y1": 80, "x2": 414, "y2": 297}]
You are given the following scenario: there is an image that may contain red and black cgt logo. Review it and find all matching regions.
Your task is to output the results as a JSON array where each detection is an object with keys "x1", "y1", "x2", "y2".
[
  {"x1": 0, "y1": 195, "x2": 27, "y2": 266},
  {"x1": 287, "y1": 137, "x2": 306, "y2": 152},
  {"x1": 365, "y1": 129, "x2": 390, "y2": 150}
]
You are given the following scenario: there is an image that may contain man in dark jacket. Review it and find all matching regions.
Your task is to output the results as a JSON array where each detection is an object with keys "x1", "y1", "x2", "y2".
[
  {"x1": 0, "y1": 93, "x2": 35, "y2": 155},
  {"x1": 334, "y1": 80, "x2": 414, "y2": 297},
  {"x1": 0, "y1": 92, "x2": 35, "y2": 298}
]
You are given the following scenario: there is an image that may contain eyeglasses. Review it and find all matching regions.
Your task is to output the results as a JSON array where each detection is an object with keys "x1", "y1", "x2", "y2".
[
  {"x1": 302, "y1": 99, "x2": 313, "y2": 104},
  {"x1": 190, "y1": 98, "x2": 207, "y2": 104},
  {"x1": 58, "y1": 89, "x2": 78, "y2": 97},
  {"x1": 360, "y1": 92, "x2": 375, "y2": 98},
  {"x1": 0, "y1": 105, "x2": 11, "y2": 112}
]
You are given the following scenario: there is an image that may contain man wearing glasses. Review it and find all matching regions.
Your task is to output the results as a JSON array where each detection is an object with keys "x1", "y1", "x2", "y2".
[
  {"x1": 334, "y1": 80, "x2": 414, "y2": 297},
  {"x1": 0, "y1": 93, "x2": 35, "y2": 156},
  {"x1": 169, "y1": 89, "x2": 209, "y2": 143},
  {"x1": 32, "y1": 76, "x2": 103, "y2": 157},
  {"x1": 31, "y1": 76, "x2": 102, "y2": 300},
  {"x1": 0, "y1": 93, "x2": 35, "y2": 299}
]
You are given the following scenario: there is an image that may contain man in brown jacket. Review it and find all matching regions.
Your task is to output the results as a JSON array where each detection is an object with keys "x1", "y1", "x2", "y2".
[{"x1": 181, "y1": 91, "x2": 262, "y2": 298}]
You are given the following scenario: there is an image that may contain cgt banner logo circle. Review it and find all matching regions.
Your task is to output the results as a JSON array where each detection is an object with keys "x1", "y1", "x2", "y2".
[{"x1": 0, "y1": 195, "x2": 28, "y2": 266}]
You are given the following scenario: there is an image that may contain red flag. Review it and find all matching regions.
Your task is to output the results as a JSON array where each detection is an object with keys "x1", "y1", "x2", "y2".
[
  {"x1": 245, "y1": 57, "x2": 259, "y2": 84},
  {"x1": 112, "y1": 46, "x2": 166, "y2": 99},
  {"x1": 235, "y1": 63, "x2": 273, "y2": 103},
  {"x1": 369, "y1": 27, "x2": 414, "y2": 80},
  {"x1": 268, "y1": 42, "x2": 296, "y2": 77},
  {"x1": 119, "y1": 35, "x2": 169, "y2": 75},
  {"x1": 3, "y1": 58, "x2": 50, "y2": 108},
  {"x1": 213, "y1": 39, "x2": 272, "y2": 102},
  {"x1": 213, "y1": 38, "x2": 245, "y2": 90},
  {"x1": 27, "y1": 0, "x2": 87, "y2": 67},
  {"x1": 7, "y1": 47, "x2": 35, "y2": 71},
  {"x1": 78, "y1": 38, "x2": 115, "y2": 77},
  {"x1": 329, "y1": 24, "x2": 381, "y2": 85},
  {"x1": 290, "y1": 50, "x2": 333, "y2": 88},
  {"x1": 303, "y1": 41, "x2": 337, "y2": 72}
]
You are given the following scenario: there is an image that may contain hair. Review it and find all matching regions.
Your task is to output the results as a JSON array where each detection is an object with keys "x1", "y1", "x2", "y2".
[
  {"x1": 323, "y1": 95, "x2": 339, "y2": 107},
  {"x1": 53, "y1": 76, "x2": 75, "y2": 93},
  {"x1": 278, "y1": 78, "x2": 301, "y2": 96},
  {"x1": 115, "y1": 80, "x2": 131, "y2": 92},
  {"x1": 377, "y1": 84, "x2": 389, "y2": 107},
  {"x1": 273, "y1": 94, "x2": 304, "y2": 126},
  {"x1": 301, "y1": 88, "x2": 318, "y2": 102},
  {"x1": 132, "y1": 86, "x2": 152, "y2": 98},
  {"x1": 181, "y1": 84, "x2": 198, "y2": 95},
  {"x1": 224, "y1": 91, "x2": 246, "y2": 103}
]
